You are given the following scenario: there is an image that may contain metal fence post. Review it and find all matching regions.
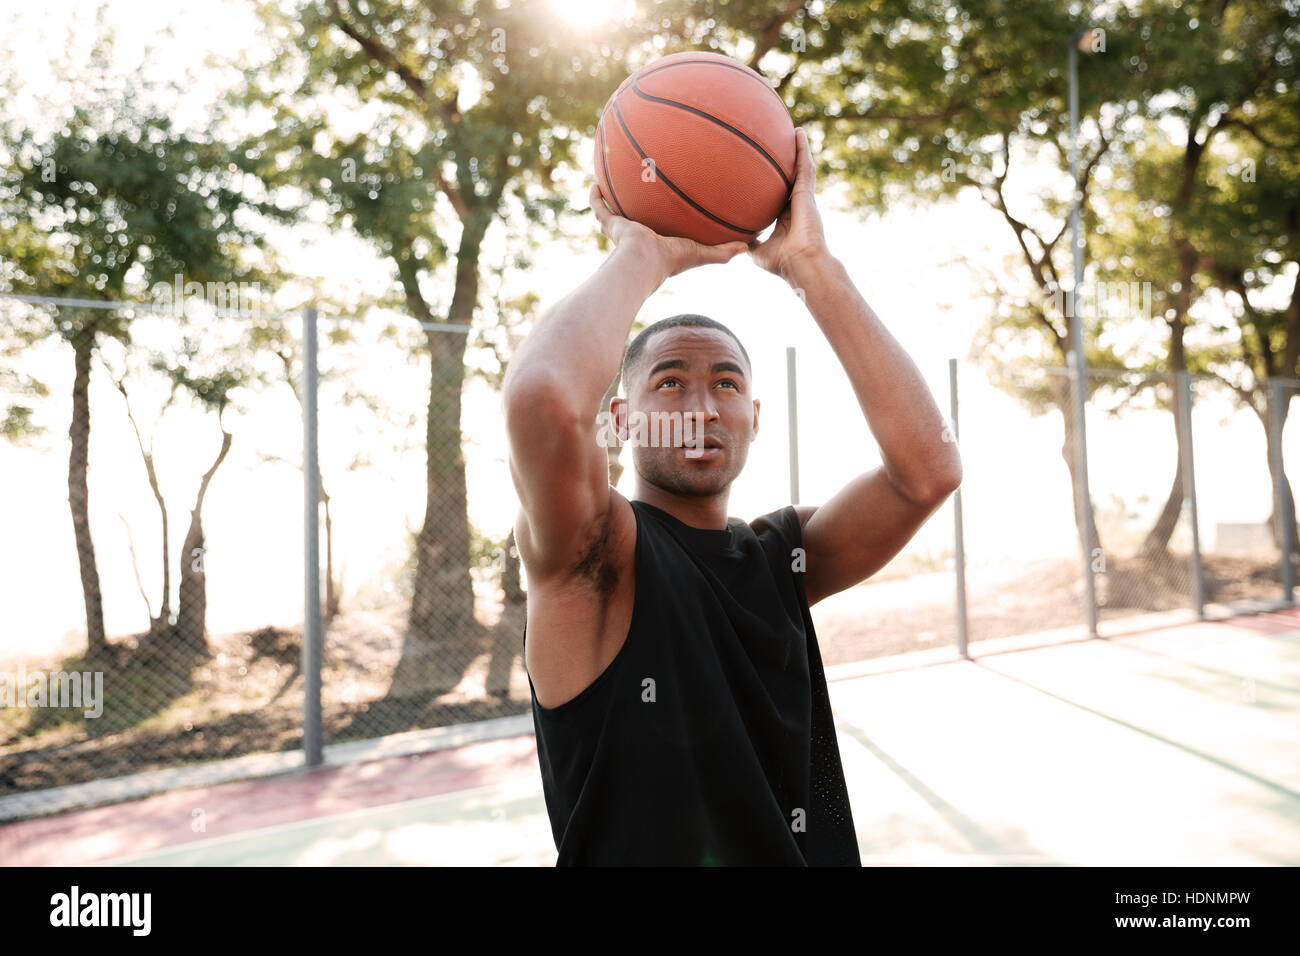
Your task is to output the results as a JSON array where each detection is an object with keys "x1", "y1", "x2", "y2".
[
  {"x1": 1270, "y1": 379, "x2": 1296, "y2": 602},
  {"x1": 302, "y1": 306, "x2": 323, "y2": 767},
  {"x1": 1069, "y1": 36, "x2": 1099, "y2": 639},
  {"x1": 787, "y1": 346, "x2": 799, "y2": 505},
  {"x1": 949, "y1": 358, "x2": 969, "y2": 658},
  {"x1": 1176, "y1": 372, "x2": 1205, "y2": 618}
]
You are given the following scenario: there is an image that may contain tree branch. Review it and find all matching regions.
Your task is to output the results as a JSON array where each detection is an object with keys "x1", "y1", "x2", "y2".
[
  {"x1": 326, "y1": 0, "x2": 461, "y2": 126},
  {"x1": 1207, "y1": 370, "x2": 1261, "y2": 417},
  {"x1": 434, "y1": 164, "x2": 470, "y2": 220},
  {"x1": 1283, "y1": 263, "x2": 1300, "y2": 377},
  {"x1": 118, "y1": 512, "x2": 156, "y2": 621},
  {"x1": 1219, "y1": 115, "x2": 1299, "y2": 151},
  {"x1": 748, "y1": 0, "x2": 807, "y2": 69},
  {"x1": 829, "y1": 102, "x2": 969, "y2": 125}
]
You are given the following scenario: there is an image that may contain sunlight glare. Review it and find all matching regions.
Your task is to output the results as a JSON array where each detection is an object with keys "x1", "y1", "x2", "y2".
[{"x1": 547, "y1": 0, "x2": 630, "y2": 30}]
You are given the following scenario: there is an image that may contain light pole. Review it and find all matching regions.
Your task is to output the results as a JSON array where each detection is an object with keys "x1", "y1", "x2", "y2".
[{"x1": 1069, "y1": 27, "x2": 1100, "y2": 639}]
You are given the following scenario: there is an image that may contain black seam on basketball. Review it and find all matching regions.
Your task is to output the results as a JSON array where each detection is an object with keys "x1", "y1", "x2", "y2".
[
  {"x1": 610, "y1": 96, "x2": 760, "y2": 237},
  {"x1": 635, "y1": 58, "x2": 788, "y2": 113},
  {"x1": 629, "y1": 80, "x2": 791, "y2": 191},
  {"x1": 598, "y1": 119, "x2": 628, "y2": 219}
]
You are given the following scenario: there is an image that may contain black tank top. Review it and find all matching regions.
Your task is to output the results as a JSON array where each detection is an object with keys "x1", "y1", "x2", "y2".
[{"x1": 525, "y1": 499, "x2": 860, "y2": 866}]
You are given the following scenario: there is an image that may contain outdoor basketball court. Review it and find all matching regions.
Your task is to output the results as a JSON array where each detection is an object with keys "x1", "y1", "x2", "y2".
[{"x1": 4, "y1": 606, "x2": 1298, "y2": 866}]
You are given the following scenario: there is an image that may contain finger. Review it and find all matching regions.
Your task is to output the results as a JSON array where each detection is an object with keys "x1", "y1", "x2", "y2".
[
  {"x1": 589, "y1": 184, "x2": 613, "y2": 226},
  {"x1": 793, "y1": 127, "x2": 815, "y2": 196},
  {"x1": 700, "y1": 240, "x2": 749, "y2": 264}
]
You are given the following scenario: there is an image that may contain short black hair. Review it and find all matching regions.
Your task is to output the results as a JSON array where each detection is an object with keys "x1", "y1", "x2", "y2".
[{"x1": 619, "y1": 314, "x2": 752, "y2": 393}]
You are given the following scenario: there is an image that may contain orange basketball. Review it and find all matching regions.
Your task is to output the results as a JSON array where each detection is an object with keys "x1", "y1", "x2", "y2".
[{"x1": 593, "y1": 51, "x2": 796, "y2": 246}]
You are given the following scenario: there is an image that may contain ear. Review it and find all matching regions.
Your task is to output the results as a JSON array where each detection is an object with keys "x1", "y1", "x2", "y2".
[
  {"x1": 611, "y1": 395, "x2": 629, "y2": 441},
  {"x1": 751, "y1": 398, "x2": 760, "y2": 438}
]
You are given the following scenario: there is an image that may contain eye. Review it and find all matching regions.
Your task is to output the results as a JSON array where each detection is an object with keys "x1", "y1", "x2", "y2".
[
  {"x1": 716, "y1": 379, "x2": 739, "y2": 389},
  {"x1": 656, "y1": 377, "x2": 681, "y2": 389}
]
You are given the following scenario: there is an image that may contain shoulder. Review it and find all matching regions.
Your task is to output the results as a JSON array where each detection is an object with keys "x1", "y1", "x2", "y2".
[
  {"x1": 748, "y1": 504, "x2": 813, "y2": 556},
  {"x1": 751, "y1": 504, "x2": 815, "y2": 536},
  {"x1": 792, "y1": 505, "x2": 817, "y2": 530},
  {"x1": 746, "y1": 505, "x2": 814, "y2": 613}
]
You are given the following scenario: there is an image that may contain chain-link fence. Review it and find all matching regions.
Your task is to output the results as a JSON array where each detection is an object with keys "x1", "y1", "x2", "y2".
[
  {"x1": 1189, "y1": 375, "x2": 1279, "y2": 605},
  {"x1": 1, "y1": 302, "x2": 308, "y2": 794},
  {"x1": 804, "y1": 359, "x2": 1296, "y2": 667},
  {"x1": 1272, "y1": 381, "x2": 1300, "y2": 601},
  {"x1": 2, "y1": 294, "x2": 1296, "y2": 801},
  {"x1": 1085, "y1": 367, "x2": 1199, "y2": 622},
  {"x1": 0, "y1": 294, "x2": 548, "y2": 800},
  {"x1": 315, "y1": 310, "x2": 531, "y2": 749}
]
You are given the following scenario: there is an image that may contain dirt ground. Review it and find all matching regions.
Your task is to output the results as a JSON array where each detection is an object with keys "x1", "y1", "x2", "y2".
[
  {"x1": 0, "y1": 551, "x2": 1285, "y2": 800},
  {"x1": 810, "y1": 551, "x2": 1283, "y2": 665}
]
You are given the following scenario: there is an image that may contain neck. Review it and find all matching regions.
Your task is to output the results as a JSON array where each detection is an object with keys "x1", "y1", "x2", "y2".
[{"x1": 633, "y1": 478, "x2": 730, "y2": 531}]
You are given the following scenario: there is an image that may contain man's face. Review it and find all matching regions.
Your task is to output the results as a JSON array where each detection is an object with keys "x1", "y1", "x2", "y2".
[{"x1": 613, "y1": 326, "x2": 760, "y2": 498}]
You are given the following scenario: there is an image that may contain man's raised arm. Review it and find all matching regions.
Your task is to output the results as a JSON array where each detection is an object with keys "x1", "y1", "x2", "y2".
[
  {"x1": 748, "y1": 128, "x2": 963, "y2": 604},
  {"x1": 502, "y1": 186, "x2": 748, "y2": 579}
]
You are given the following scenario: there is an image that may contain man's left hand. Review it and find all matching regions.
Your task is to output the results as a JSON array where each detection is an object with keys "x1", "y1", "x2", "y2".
[{"x1": 747, "y1": 126, "x2": 831, "y2": 284}]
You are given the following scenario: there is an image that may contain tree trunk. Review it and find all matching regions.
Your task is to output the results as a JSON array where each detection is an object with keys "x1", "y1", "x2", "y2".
[
  {"x1": 176, "y1": 517, "x2": 208, "y2": 653},
  {"x1": 406, "y1": 229, "x2": 482, "y2": 645},
  {"x1": 176, "y1": 425, "x2": 232, "y2": 653},
  {"x1": 503, "y1": 528, "x2": 524, "y2": 606},
  {"x1": 116, "y1": 377, "x2": 172, "y2": 636},
  {"x1": 1140, "y1": 367, "x2": 1187, "y2": 560},
  {"x1": 1142, "y1": 313, "x2": 1190, "y2": 558},
  {"x1": 1263, "y1": 396, "x2": 1300, "y2": 558},
  {"x1": 154, "y1": 470, "x2": 172, "y2": 635},
  {"x1": 68, "y1": 328, "x2": 108, "y2": 659},
  {"x1": 1141, "y1": 461, "x2": 1183, "y2": 560},
  {"x1": 1051, "y1": 374, "x2": 1102, "y2": 562},
  {"x1": 322, "y1": 479, "x2": 340, "y2": 623}
]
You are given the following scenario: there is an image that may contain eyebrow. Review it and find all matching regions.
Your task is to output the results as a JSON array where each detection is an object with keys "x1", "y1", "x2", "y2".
[{"x1": 646, "y1": 358, "x2": 748, "y2": 381}]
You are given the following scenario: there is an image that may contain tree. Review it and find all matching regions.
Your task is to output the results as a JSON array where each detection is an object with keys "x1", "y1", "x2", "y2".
[
  {"x1": 770, "y1": 0, "x2": 1297, "y2": 571},
  {"x1": 769, "y1": 0, "x2": 1150, "y2": 560},
  {"x1": 103, "y1": 352, "x2": 178, "y2": 640},
  {"x1": 154, "y1": 337, "x2": 250, "y2": 653},
  {"x1": 0, "y1": 99, "x2": 269, "y2": 657},
  {"x1": 1112, "y1": 0, "x2": 1300, "y2": 558},
  {"x1": 242, "y1": 0, "x2": 660, "y2": 655},
  {"x1": 1187, "y1": 78, "x2": 1300, "y2": 552}
]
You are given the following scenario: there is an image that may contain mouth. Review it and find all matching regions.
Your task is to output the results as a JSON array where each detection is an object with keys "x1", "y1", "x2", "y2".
[{"x1": 683, "y1": 436, "x2": 724, "y2": 460}]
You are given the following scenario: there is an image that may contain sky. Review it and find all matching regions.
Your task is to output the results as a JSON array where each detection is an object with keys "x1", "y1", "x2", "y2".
[{"x1": 0, "y1": 0, "x2": 1287, "y2": 659}]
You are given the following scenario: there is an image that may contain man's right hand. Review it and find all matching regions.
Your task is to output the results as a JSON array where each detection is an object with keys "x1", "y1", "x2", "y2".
[{"x1": 589, "y1": 184, "x2": 749, "y2": 280}]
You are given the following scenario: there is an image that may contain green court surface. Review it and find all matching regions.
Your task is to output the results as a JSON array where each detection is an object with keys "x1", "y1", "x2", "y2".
[{"x1": 42, "y1": 608, "x2": 1300, "y2": 866}]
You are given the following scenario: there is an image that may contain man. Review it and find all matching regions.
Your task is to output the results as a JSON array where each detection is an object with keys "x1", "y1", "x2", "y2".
[{"x1": 502, "y1": 127, "x2": 962, "y2": 866}]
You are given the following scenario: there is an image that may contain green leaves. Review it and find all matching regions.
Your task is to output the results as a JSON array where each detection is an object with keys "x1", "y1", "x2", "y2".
[{"x1": 2, "y1": 110, "x2": 271, "y2": 338}]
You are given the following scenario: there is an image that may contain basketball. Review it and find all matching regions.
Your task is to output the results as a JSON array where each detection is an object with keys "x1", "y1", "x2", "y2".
[{"x1": 593, "y1": 51, "x2": 797, "y2": 246}]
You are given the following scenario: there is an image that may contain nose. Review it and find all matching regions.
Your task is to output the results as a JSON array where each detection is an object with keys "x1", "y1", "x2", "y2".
[{"x1": 687, "y1": 383, "x2": 721, "y2": 423}]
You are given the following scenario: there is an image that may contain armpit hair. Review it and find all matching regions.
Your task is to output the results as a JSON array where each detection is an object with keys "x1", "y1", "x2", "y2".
[{"x1": 570, "y1": 508, "x2": 620, "y2": 605}]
